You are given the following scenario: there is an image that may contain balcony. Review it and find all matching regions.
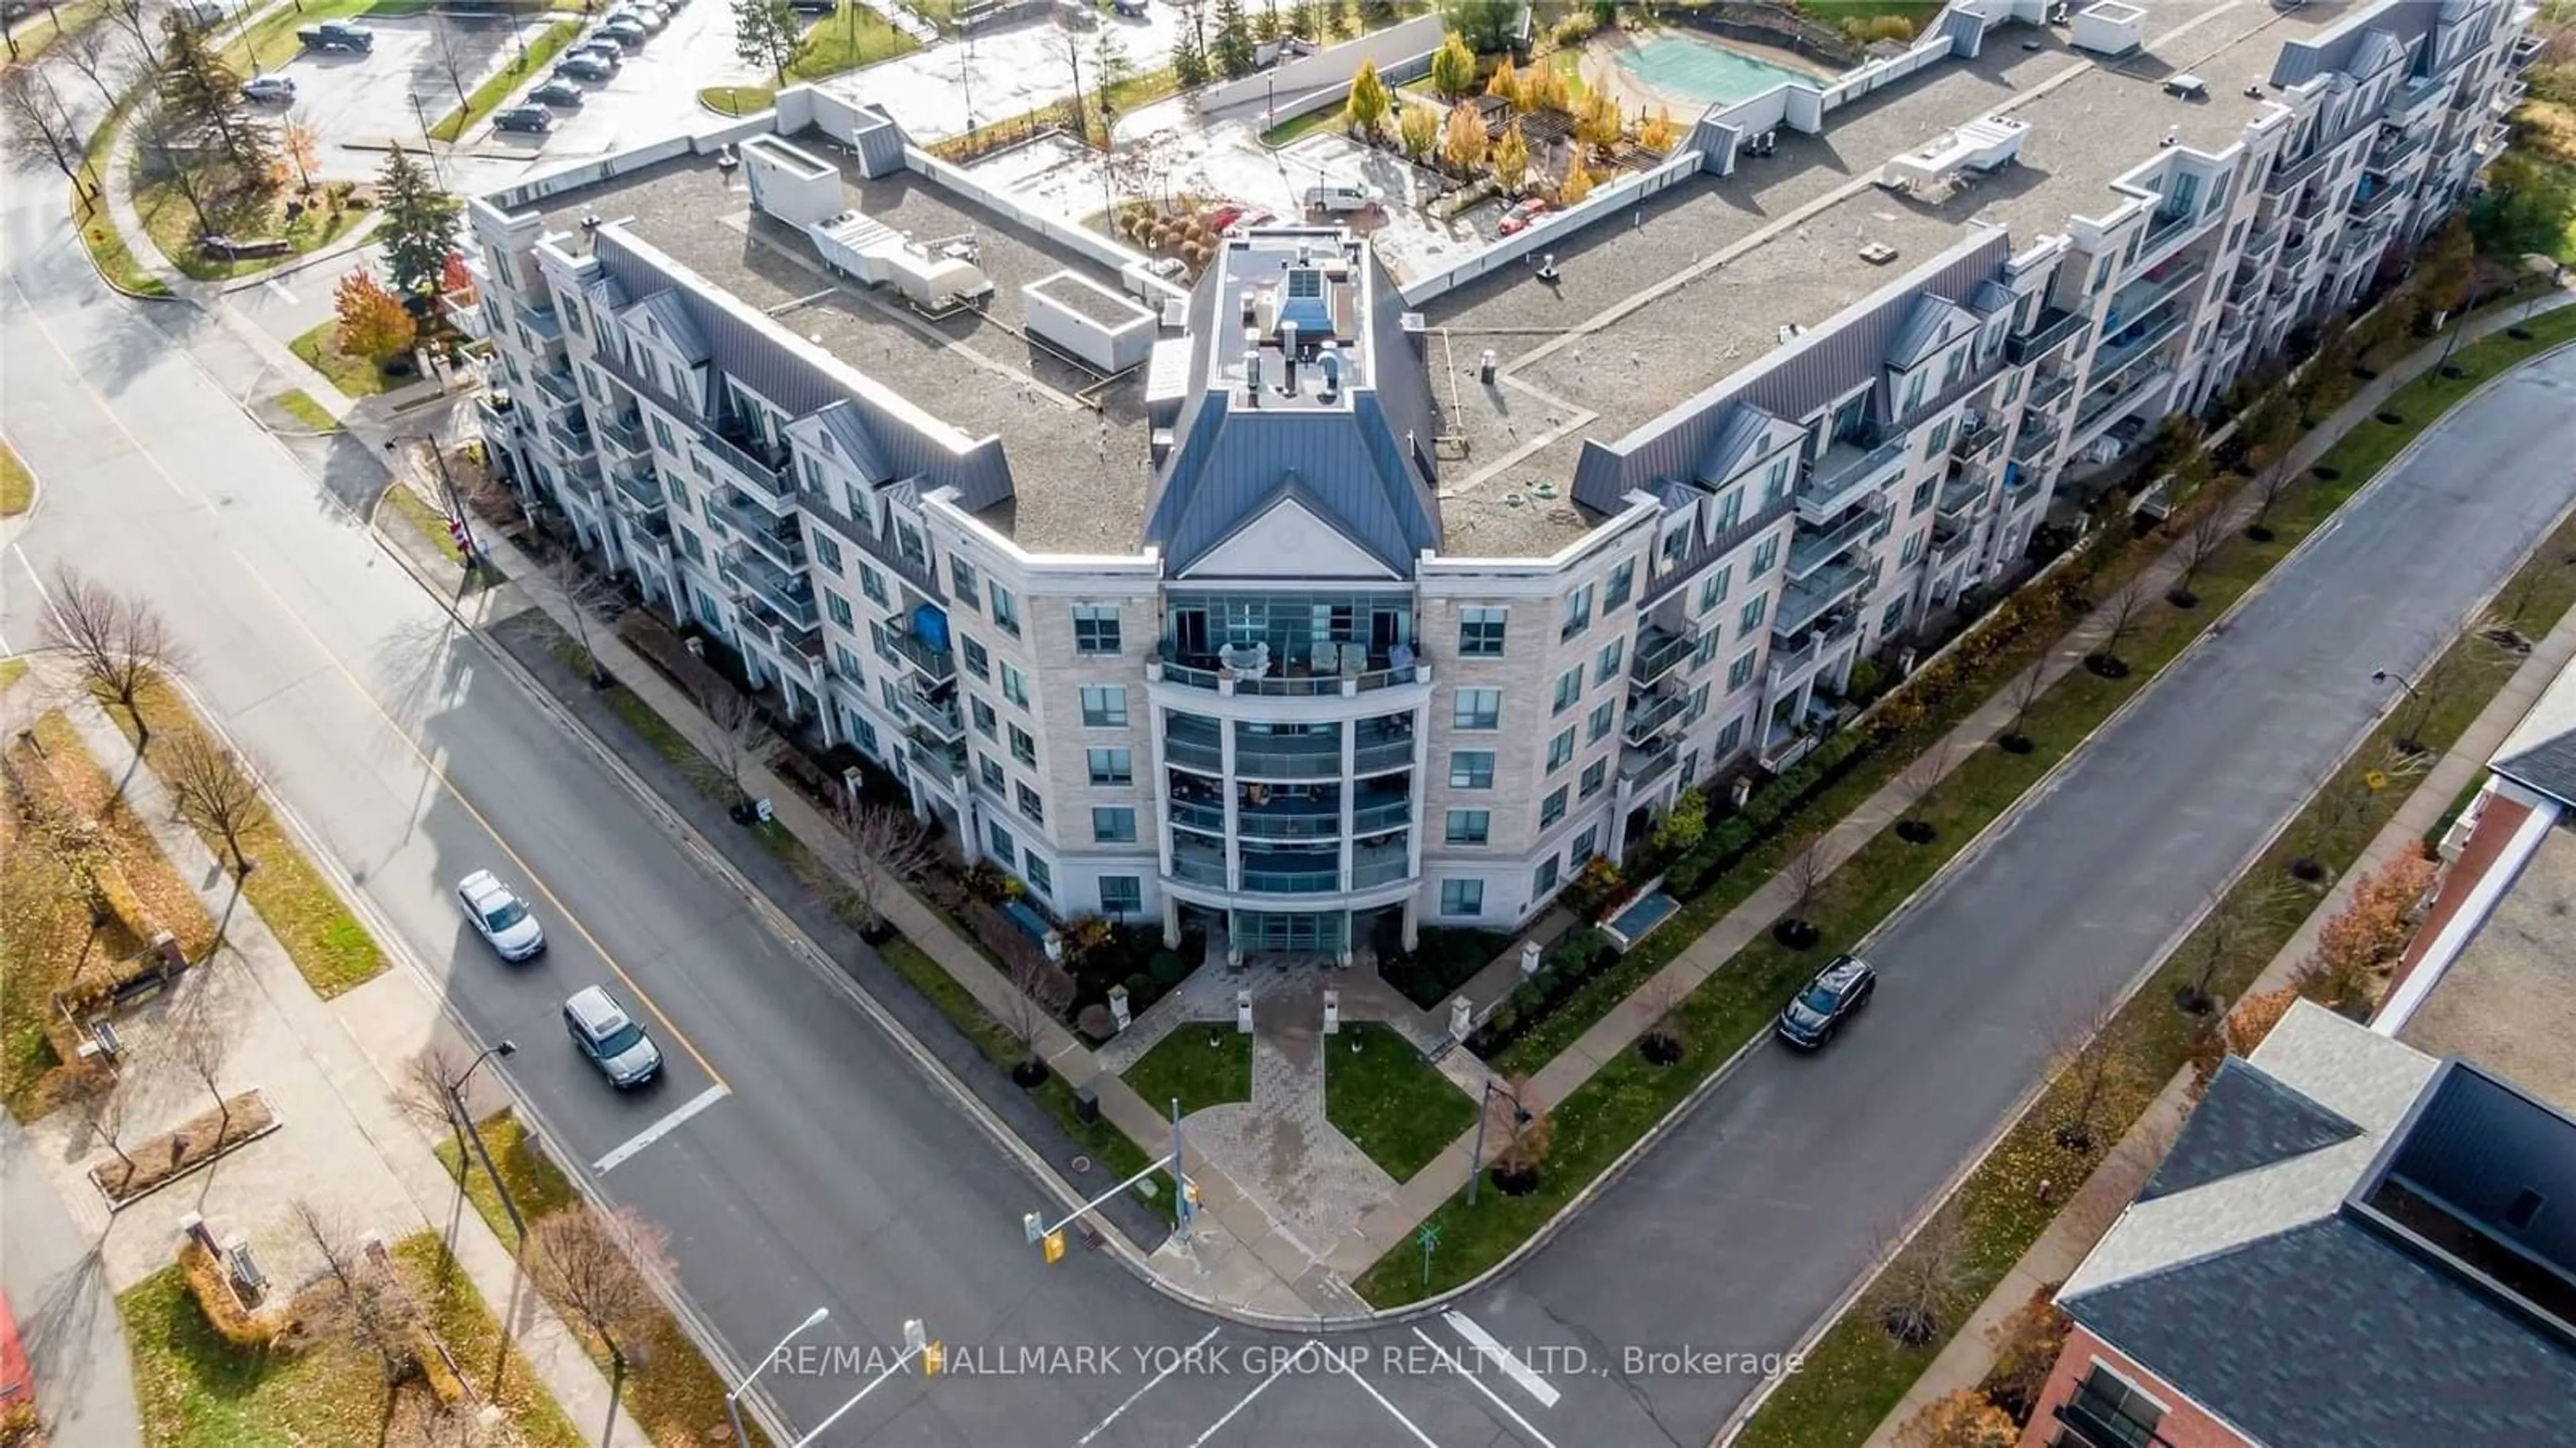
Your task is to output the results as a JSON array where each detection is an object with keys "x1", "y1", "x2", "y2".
[
  {"x1": 1776, "y1": 560, "x2": 1870, "y2": 636},
  {"x1": 1631, "y1": 624, "x2": 1693, "y2": 686},
  {"x1": 1353, "y1": 725, "x2": 1417, "y2": 774},
  {"x1": 531, "y1": 367, "x2": 580, "y2": 408},
  {"x1": 1799, "y1": 434, "x2": 1907, "y2": 523},
  {"x1": 1234, "y1": 736, "x2": 1346, "y2": 781},
  {"x1": 895, "y1": 677, "x2": 962, "y2": 739},
  {"x1": 1769, "y1": 609, "x2": 1858, "y2": 677},
  {"x1": 1170, "y1": 841, "x2": 1229, "y2": 888},
  {"x1": 884, "y1": 623, "x2": 953, "y2": 682},
  {"x1": 1937, "y1": 473, "x2": 1986, "y2": 519},
  {"x1": 1618, "y1": 739, "x2": 1677, "y2": 788},
  {"x1": 905, "y1": 729, "x2": 965, "y2": 780},
  {"x1": 474, "y1": 391, "x2": 521, "y2": 437},
  {"x1": 2350, "y1": 180, "x2": 2408, "y2": 219},
  {"x1": 2088, "y1": 311, "x2": 2187, "y2": 387},
  {"x1": 1351, "y1": 794, "x2": 1413, "y2": 833},
  {"x1": 737, "y1": 598, "x2": 822, "y2": 666},
  {"x1": 695, "y1": 416, "x2": 794, "y2": 505},
  {"x1": 2267, "y1": 141, "x2": 2338, "y2": 193},
  {"x1": 719, "y1": 547, "x2": 819, "y2": 630},
  {"x1": 1788, "y1": 505, "x2": 1878, "y2": 580},
  {"x1": 1625, "y1": 686, "x2": 1684, "y2": 745},
  {"x1": 2005, "y1": 306, "x2": 2089, "y2": 365},
  {"x1": 2075, "y1": 362, "x2": 2174, "y2": 436},
  {"x1": 1951, "y1": 422, "x2": 2008, "y2": 466},
  {"x1": 514, "y1": 299, "x2": 561, "y2": 342},
  {"x1": 555, "y1": 455, "x2": 602, "y2": 499},
  {"x1": 1237, "y1": 787, "x2": 1345, "y2": 841},
  {"x1": 2370, "y1": 127, "x2": 2431, "y2": 174},
  {"x1": 1150, "y1": 644, "x2": 1422, "y2": 696},
  {"x1": 1933, "y1": 515, "x2": 1976, "y2": 563},
  {"x1": 598, "y1": 411, "x2": 649, "y2": 456},
  {"x1": 2028, "y1": 368, "x2": 2076, "y2": 409},
  {"x1": 1239, "y1": 850, "x2": 1344, "y2": 895},
  {"x1": 1167, "y1": 723, "x2": 1222, "y2": 774},
  {"x1": 1170, "y1": 798, "x2": 1226, "y2": 832},
  {"x1": 2108, "y1": 256, "x2": 2205, "y2": 323},
  {"x1": 607, "y1": 465, "x2": 664, "y2": 516},
  {"x1": 547, "y1": 410, "x2": 592, "y2": 454},
  {"x1": 1350, "y1": 839, "x2": 1413, "y2": 888},
  {"x1": 716, "y1": 493, "x2": 806, "y2": 571}
]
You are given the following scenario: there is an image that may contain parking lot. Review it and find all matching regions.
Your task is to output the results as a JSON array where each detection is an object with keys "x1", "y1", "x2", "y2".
[
  {"x1": 476, "y1": 0, "x2": 770, "y2": 156},
  {"x1": 262, "y1": 13, "x2": 555, "y2": 181}
]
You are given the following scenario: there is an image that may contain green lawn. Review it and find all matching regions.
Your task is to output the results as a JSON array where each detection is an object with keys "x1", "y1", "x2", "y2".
[
  {"x1": 0, "y1": 440, "x2": 32, "y2": 515},
  {"x1": 0, "y1": 660, "x2": 25, "y2": 693},
  {"x1": 122, "y1": 1229, "x2": 580, "y2": 1448},
  {"x1": 72, "y1": 91, "x2": 169, "y2": 299},
  {"x1": 1124, "y1": 1029, "x2": 1252, "y2": 1119},
  {"x1": 4, "y1": 0, "x2": 113, "y2": 68},
  {"x1": 429, "y1": 19, "x2": 583, "y2": 142},
  {"x1": 132, "y1": 178, "x2": 368, "y2": 285},
  {"x1": 288, "y1": 319, "x2": 397, "y2": 398},
  {"x1": 1325, "y1": 1024, "x2": 1478, "y2": 1182},
  {"x1": 274, "y1": 390, "x2": 339, "y2": 433},
  {"x1": 784, "y1": 4, "x2": 918, "y2": 81},
  {"x1": 1263, "y1": 104, "x2": 1347, "y2": 148},
  {"x1": 1357, "y1": 305, "x2": 2576, "y2": 1317},
  {"x1": 699, "y1": 85, "x2": 780, "y2": 117},
  {"x1": 432, "y1": 1108, "x2": 580, "y2": 1230}
]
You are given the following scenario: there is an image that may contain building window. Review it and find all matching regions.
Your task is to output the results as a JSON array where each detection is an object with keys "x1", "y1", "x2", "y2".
[
  {"x1": 1902, "y1": 371, "x2": 1927, "y2": 413},
  {"x1": 1901, "y1": 531, "x2": 1926, "y2": 567},
  {"x1": 1546, "y1": 728, "x2": 1575, "y2": 772},
  {"x1": 1595, "y1": 637, "x2": 1624, "y2": 686},
  {"x1": 1532, "y1": 855, "x2": 1560, "y2": 898},
  {"x1": 990, "y1": 583, "x2": 1021, "y2": 637},
  {"x1": 1698, "y1": 565, "x2": 1731, "y2": 614},
  {"x1": 1087, "y1": 746, "x2": 1132, "y2": 785},
  {"x1": 986, "y1": 823, "x2": 1015, "y2": 866},
  {"x1": 1716, "y1": 715, "x2": 1744, "y2": 756},
  {"x1": 1579, "y1": 758, "x2": 1607, "y2": 799},
  {"x1": 1739, "y1": 595, "x2": 1768, "y2": 634},
  {"x1": 1552, "y1": 668, "x2": 1582, "y2": 715},
  {"x1": 1925, "y1": 420, "x2": 1952, "y2": 458},
  {"x1": 1713, "y1": 486, "x2": 1743, "y2": 531},
  {"x1": 1560, "y1": 584, "x2": 1593, "y2": 641},
  {"x1": 1911, "y1": 477, "x2": 1935, "y2": 513},
  {"x1": 948, "y1": 554, "x2": 980, "y2": 610},
  {"x1": 962, "y1": 637, "x2": 990, "y2": 680},
  {"x1": 1750, "y1": 534, "x2": 1780, "y2": 576},
  {"x1": 859, "y1": 564, "x2": 888, "y2": 609},
  {"x1": 1016, "y1": 782, "x2": 1045, "y2": 825},
  {"x1": 1882, "y1": 598, "x2": 1909, "y2": 635},
  {"x1": 979, "y1": 754, "x2": 1005, "y2": 792},
  {"x1": 1454, "y1": 687, "x2": 1501, "y2": 730},
  {"x1": 677, "y1": 528, "x2": 705, "y2": 565},
  {"x1": 1587, "y1": 699, "x2": 1615, "y2": 743},
  {"x1": 1571, "y1": 825, "x2": 1598, "y2": 862},
  {"x1": 825, "y1": 591, "x2": 854, "y2": 630},
  {"x1": 1440, "y1": 878, "x2": 1485, "y2": 918},
  {"x1": 1685, "y1": 682, "x2": 1709, "y2": 724},
  {"x1": 1445, "y1": 809, "x2": 1491, "y2": 844},
  {"x1": 1693, "y1": 629, "x2": 1723, "y2": 670},
  {"x1": 1450, "y1": 751, "x2": 1495, "y2": 789},
  {"x1": 1024, "y1": 854, "x2": 1052, "y2": 898},
  {"x1": 1459, "y1": 607, "x2": 1507, "y2": 657},
  {"x1": 2069, "y1": 1368, "x2": 2167, "y2": 1445},
  {"x1": 1099, "y1": 876, "x2": 1142, "y2": 917},
  {"x1": 1727, "y1": 649, "x2": 1759, "y2": 692},
  {"x1": 1092, "y1": 807, "x2": 1138, "y2": 843},
  {"x1": 1073, "y1": 605, "x2": 1122, "y2": 655},
  {"x1": 812, "y1": 535, "x2": 844, "y2": 574},
  {"x1": 1603, "y1": 558, "x2": 1635, "y2": 610},
  {"x1": 651, "y1": 417, "x2": 676, "y2": 452},
  {"x1": 833, "y1": 643, "x2": 863, "y2": 681},
  {"x1": 1540, "y1": 784, "x2": 1567, "y2": 827},
  {"x1": 971, "y1": 698, "x2": 998, "y2": 739},
  {"x1": 1079, "y1": 684, "x2": 1128, "y2": 727},
  {"x1": 1002, "y1": 661, "x2": 1029, "y2": 708},
  {"x1": 1010, "y1": 724, "x2": 1036, "y2": 766}
]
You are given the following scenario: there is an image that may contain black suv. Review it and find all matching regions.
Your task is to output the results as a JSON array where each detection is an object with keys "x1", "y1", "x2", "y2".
[{"x1": 1776, "y1": 953, "x2": 1876, "y2": 1049}]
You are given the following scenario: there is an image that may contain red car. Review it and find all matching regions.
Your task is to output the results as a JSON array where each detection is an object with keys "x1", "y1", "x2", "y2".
[
  {"x1": 1497, "y1": 197, "x2": 1552, "y2": 236},
  {"x1": 0, "y1": 1288, "x2": 30, "y2": 1412}
]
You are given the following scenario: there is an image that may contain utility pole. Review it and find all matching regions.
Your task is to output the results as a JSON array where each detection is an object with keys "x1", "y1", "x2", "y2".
[
  {"x1": 386, "y1": 435, "x2": 483, "y2": 566},
  {"x1": 451, "y1": 1041, "x2": 525, "y2": 1244}
]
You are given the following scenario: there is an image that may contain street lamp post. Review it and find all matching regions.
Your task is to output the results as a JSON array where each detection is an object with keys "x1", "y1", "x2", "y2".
[
  {"x1": 384, "y1": 434, "x2": 482, "y2": 566},
  {"x1": 451, "y1": 1040, "x2": 526, "y2": 1243},
  {"x1": 2371, "y1": 666, "x2": 2432, "y2": 754},
  {"x1": 1465, "y1": 1078, "x2": 1530, "y2": 1207},
  {"x1": 727, "y1": 1306, "x2": 829, "y2": 1448}
]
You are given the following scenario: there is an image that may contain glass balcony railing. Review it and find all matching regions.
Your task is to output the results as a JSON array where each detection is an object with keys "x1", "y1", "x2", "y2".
[
  {"x1": 2005, "y1": 306, "x2": 2089, "y2": 364},
  {"x1": 1631, "y1": 625, "x2": 1691, "y2": 685},
  {"x1": 1354, "y1": 735, "x2": 1417, "y2": 772},
  {"x1": 884, "y1": 626, "x2": 952, "y2": 682},
  {"x1": 896, "y1": 681, "x2": 962, "y2": 739},
  {"x1": 608, "y1": 466, "x2": 663, "y2": 515},
  {"x1": 1787, "y1": 506, "x2": 1879, "y2": 580},
  {"x1": 515, "y1": 299, "x2": 561, "y2": 342},
  {"x1": 1234, "y1": 744, "x2": 1345, "y2": 780},
  {"x1": 598, "y1": 413, "x2": 649, "y2": 456},
  {"x1": 1625, "y1": 687, "x2": 1684, "y2": 745},
  {"x1": 904, "y1": 730, "x2": 965, "y2": 780},
  {"x1": 1776, "y1": 560, "x2": 1869, "y2": 636},
  {"x1": 1350, "y1": 798, "x2": 1413, "y2": 833},
  {"x1": 1800, "y1": 435, "x2": 1906, "y2": 519},
  {"x1": 1236, "y1": 800, "x2": 1344, "y2": 840},
  {"x1": 1350, "y1": 849, "x2": 1414, "y2": 888},
  {"x1": 531, "y1": 368, "x2": 580, "y2": 407},
  {"x1": 719, "y1": 548, "x2": 818, "y2": 630},
  {"x1": 1151, "y1": 645, "x2": 1421, "y2": 695},
  {"x1": 1169, "y1": 798, "x2": 1225, "y2": 832},
  {"x1": 716, "y1": 494, "x2": 805, "y2": 571},
  {"x1": 1167, "y1": 730, "x2": 1222, "y2": 774},
  {"x1": 1170, "y1": 847, "x2": 1229, "y2": 887}
]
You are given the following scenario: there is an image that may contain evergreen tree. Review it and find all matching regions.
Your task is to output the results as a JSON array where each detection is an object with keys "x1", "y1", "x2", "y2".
[
  {"x1": 156, "y1": 15, "x2": 272, "y2": 183},
  {"x1": 1429, "y1": 32, "x2": 1477, "y2": 99},
  {"x1": 1173, "y1": 23, "x2": 1212, "y2": 87},
  {"x1": 1213, "y1": 0, "x2": 1256, "y2": 79},
  {"x1": 1344, "y1": 58, "x2": 1391, "y2": 140},
  {"x1": 732, "y1": 0, "x2": 802, "y2": 83},
  {"x1": 376, "y1": 144, "x2": 461, "y2": 314}
]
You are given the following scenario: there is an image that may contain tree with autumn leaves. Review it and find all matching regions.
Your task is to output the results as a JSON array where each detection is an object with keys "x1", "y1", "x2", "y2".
[
  {"x1": 333, "y1": 272, "x2": 416, "y2": 369},
  {"x1": 2300, "y1": 851, "x2": 2436, "y2": 1013}
]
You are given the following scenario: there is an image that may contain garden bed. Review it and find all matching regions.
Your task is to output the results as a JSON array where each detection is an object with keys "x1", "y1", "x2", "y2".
[
  {"x1": 1324, "y1": 1023, "x2": 1478, "y2": 1182},
  {"x1": 91, "y1": 1090, "x2": 277, "y2": 1206},
  {"x1": 1356, "y1": 307, "x2": 2576, "y2": 1312}
]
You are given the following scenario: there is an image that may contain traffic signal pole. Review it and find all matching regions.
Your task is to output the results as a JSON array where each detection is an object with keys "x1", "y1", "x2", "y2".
[{"x1": 1024, "y1": 1145, "x2": 1185, "y2": 1265}]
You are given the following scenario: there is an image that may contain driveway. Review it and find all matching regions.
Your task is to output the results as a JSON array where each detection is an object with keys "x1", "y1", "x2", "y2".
[{"x1": 264, "y1": 14, "x2": 551, "y2": 181}]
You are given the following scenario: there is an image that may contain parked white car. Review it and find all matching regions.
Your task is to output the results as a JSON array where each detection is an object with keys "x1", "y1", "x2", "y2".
[{"x1": 456, "y1": 869, "x2": 545, "y2": 961}]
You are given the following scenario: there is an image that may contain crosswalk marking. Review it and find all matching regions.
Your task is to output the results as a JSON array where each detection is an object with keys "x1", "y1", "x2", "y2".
[{"x1": 1441, "y1": 1310, "x2": 1560, "y2": 1408}]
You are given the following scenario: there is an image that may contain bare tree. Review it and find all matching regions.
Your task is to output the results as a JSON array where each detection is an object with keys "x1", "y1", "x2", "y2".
[
  {"x1": 288, "y1": 1197, "x2": 413, "y2": 1381},
  {"x1": 2243, "y1": 456, "x2": 2302, "y2": 541},
  {"x1": 2163, "y1": 504, "x2": 2231, "y2": 609},
  {"x1": 106, "y1": 0, "x2": 159, "y2": 66},
  {"x1": 41, "y1": 566, "x2": 191, "y2": 745},
  {"x1": 1, "y1": 66, "x2": 92, "y2": 203},
  {"x1": 686, "y1": 684, "x2": 773, "y2": 820},
  {"x1": 159, "y1": 729, "x2": 268, "y2": 877},
  {"x1": 530, "y1": 1207, "x2": 667, "y2": 1414},
  {"x1": 1637, "y1": 973, "x2": 1688, "y2": 1062},
  {"x1": 2048, "y1": 997, "x2": 2133, "y2": 1153},
  {"x1": 397, "y1": 1043, "x2": 476, "y2": 1168},
  {"x1": 70, "y1": 1076, "x2": 139, "y2": 1187},
  {"x1": 1866, "y1": 1200, "x2": 1971, "y2": 1347},
  {"x1": 991, "y1": 937, "x2": 1077, "y2": 1086},
  {"x1": 2083, "y1": 579, "x2": 2152, "y2": 678},
  {"x1": 543, "y1": 550, "x2": 625, "y2": 690},
  {"x1": 1979, "y1": 1292, "x2": 2072, "y2": 1423},
  {"x1": 1772, "y1": 833, "x2": 1833, "y2": 945},
  {"x1": 806, "y1": 797, "x2": 938, "y2": 940},
  {"x1": 2176, "y1": 878, "x2": 2300, "y2": 1015},
  {"x1": 424, "y1": 14, "x2": 476, "y2": 110},
  {"x1": 170, "y1": 999, "x2": 234, "y2": 1139},
  {"x1": 1893, "y1": 737, "x2": 1953, "y2": 843},
  {"x1": 1996, "y1": 666, "x2": 2047, "y2": 754},
  {"x1": 58, "y1": 22, "x2": 135, "y2": 113},
  {"x1": 1482, "y1": 1076, "x2": 1553, "y2": 1185}
]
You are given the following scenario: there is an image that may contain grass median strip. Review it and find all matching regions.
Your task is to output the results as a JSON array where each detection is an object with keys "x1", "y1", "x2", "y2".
[
  {"x1": 435, "y1": 1110, "x2": 771, "y2": 1448},
  {"x1": 274, "y1": 390, "x2": 340, "y2": 433},
  {"x1": 1325, "y1": 1023, "x2": 1479, "y2": 1182},
  {"x1": 1357, "y1": 309, "x2": 2576, "y2": 1312},
  {"x1": 429, "y1": 20, "x2": 583, "y2": 142},
  {"x1": 1, "y1": 440, "x2": 33, "y2": 515},
  {"x1": 113, "y1": 676, "x2": 388, "y2": 998}
]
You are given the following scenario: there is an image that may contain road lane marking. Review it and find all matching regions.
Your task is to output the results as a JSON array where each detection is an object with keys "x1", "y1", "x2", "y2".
[
  {"x1": 1409, "y1": 1327, "x2": 1558, "y2": 1448},
  {"x1": 594, "y1": 1084, "x2": 729, "y2": 1174},
  {"x1": 1338, "y1": 1357, "x2": 1440, "y2": 1447},
  {"x1": 225, "y1": 550, "x2": 730, "y2": 1092},
  {"x1": 264, "y1": 278, "x2": 299, "y2": 307},
  {"x1": 1073, "y1": 1326, "x2": 1220, "y2": 1445},
  {"x1": 1185, "y1": 1341, "x2": 1315, "y2": 1447},
  {"x1": 1441, "y1": 1311, "x2": 1560, "y2": 1408}
]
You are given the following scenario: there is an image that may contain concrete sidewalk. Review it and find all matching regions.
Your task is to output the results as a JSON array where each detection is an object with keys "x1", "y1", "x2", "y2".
[
  {"x1": 1855, "y1": 566, "x2": 2576, "y2": 1447},
  {"x1": 1, "y1": 658, "x2": 651, "y2": 1448}
]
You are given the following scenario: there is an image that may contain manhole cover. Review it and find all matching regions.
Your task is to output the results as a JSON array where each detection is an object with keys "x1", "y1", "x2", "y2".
[{"x1": 1070, "y1": 1154, "x2": 1093, "y2": 1176}]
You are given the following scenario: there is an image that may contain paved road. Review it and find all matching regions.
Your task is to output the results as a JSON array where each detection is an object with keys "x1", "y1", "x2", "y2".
[{"x1": 0, "y1": 1120, "x2": 141, "y2": 1448}]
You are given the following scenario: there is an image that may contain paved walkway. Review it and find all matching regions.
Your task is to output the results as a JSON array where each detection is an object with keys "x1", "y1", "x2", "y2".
[{"x1": 0, "y1": 659, "x2": 651, "y2": 1448}]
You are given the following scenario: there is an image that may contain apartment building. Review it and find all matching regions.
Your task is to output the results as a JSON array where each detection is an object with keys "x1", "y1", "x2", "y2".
[
  {"x1": 2019, "y1": 1001, "x2": 2576, "y2": 1447},
  {"x1": 461, "y1": 0, "x2": 2537, "y2": 950}
]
